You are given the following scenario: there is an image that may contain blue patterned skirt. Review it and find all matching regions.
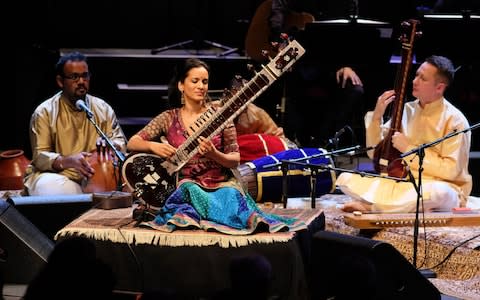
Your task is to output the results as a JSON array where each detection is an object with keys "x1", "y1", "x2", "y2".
[{"x1": 151, "y1": 182, "x2": 304, "y2": 235}]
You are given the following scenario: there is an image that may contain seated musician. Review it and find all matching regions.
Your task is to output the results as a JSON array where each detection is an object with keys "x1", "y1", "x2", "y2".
[
  {"x1": 234, "y1": 102, "x2": 299, "y2": 163},
  {"x1": 126, "y1": 58, "x2": 303, "y2": 234},
  {"x1": 269, "y1": 0, "x2": 365, "y2": 148},
  {"x1": 215, "y1": 76, "x2": 297, "y2": 163},
  {"x1": 336, "y1": 55, "x2": 473, "y2": 213},
  {"x1": 24, "y1": 52, "x2": 127, "y2": 196}
]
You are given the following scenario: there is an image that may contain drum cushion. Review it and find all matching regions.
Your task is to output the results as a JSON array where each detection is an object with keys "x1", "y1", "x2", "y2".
[{"x1": 238, "y1": 133, "x2": 288, "y2": 163}]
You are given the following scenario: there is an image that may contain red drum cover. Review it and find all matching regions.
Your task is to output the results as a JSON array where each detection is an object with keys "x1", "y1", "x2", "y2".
[{"x1": 237, "y1": 133, "x2": 288, "y2": 163}]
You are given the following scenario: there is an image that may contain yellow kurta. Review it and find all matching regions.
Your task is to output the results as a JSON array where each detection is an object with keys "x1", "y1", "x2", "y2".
[
  {"x1": 24, "y1": 92, "x2": 127, "y2": 189},
  {"x1": 336, "y1": 98, "x2": 472, "y2": 212}
]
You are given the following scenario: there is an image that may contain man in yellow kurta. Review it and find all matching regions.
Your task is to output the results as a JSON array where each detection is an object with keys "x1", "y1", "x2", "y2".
[
  {"x1": 24, "y1": 52, "x2": 127, "y2": 195},
  {"x1": 336, "y1": 55, "x2": 472, "y2": 213}
]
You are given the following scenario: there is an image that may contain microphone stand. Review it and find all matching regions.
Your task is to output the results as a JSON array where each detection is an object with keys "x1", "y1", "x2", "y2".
[
  {"x1": 266, "y1": 145, "x2": 375, "y2": 208},
  {"x1": 279, "y1": 159, "x2": 408, "y2": 209},
  {"x1": 85, "y1": 113, "x2": 126, "y2": 191},
  {"x1": 263, "y1": 145, "x2": 367, "y2": 169},
  {"x1": 400, "y1": 121, "x2": 480, "y2": 276}
]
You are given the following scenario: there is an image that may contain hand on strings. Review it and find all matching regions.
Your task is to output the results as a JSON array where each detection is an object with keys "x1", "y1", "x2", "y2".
[
  {"x1": 197, "y1": 136, "x2": 217, "y2": 157},
  {"x1": 336, "y1": 67, "x2": 363, "y2": 88},
  {"x1": 372, "y1": 90, "x2": 395, "y2": 121},
  {"x1": 150, "y1": 141, "x2": 176, "y2": 158}
]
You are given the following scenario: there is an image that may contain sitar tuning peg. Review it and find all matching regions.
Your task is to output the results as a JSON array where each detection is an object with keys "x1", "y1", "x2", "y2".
[
  {"x1": 280, "y1": 33, "x2": 289, "y2": 41},
  {"x1": 261, "y1": 49, "x2": 269, "y2": 58},
  {"x1": 246, "y1": 63, "x2": 255, "y2": 72}
]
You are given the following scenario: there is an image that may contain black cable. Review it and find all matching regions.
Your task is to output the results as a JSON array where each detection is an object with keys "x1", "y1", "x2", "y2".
[
  {"x1": 412, "y1": 209, "x2": 429, "y2": 270},
  {"x1": 426, "y1": 232, "x2": 480, "y2": 270},
  {"x1": 117, "y1": 217, "x2": 145, "y2": 292},
  {"x1": 90, "y1": 191, "x2": 145, "y2": 292}
]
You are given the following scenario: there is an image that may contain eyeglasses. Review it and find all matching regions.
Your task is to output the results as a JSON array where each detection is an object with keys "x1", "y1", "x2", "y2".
[{"x1": 62, "y1": 72, "x2": 91, "y2": 81}]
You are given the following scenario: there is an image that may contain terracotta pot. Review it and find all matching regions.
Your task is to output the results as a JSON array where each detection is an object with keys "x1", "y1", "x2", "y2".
[{"x1": 0, "y1": 149, "x2": 31, "y2": 190}]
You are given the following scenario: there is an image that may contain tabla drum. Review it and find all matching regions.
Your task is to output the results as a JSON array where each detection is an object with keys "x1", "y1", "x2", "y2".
[
  {"x1": 83, "y1": 150, "x2": 120, "y2": 193},
  {"x1": 237, "y1": 148, "x2": 336, "y2": 202}
]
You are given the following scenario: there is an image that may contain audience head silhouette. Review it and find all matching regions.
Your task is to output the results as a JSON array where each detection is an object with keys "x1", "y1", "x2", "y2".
[{"x1": 23, "y1": 236, "x2": 115, "y2": 300}]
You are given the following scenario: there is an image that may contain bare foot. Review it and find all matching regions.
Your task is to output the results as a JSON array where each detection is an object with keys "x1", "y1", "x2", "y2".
[{"x1": 341, "y1": 200, "x2": 372, "y2": 213}]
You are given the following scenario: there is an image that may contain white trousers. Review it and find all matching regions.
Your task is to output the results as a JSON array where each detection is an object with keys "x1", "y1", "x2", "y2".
[{"x1": 27, "y1": 172, "x2": 83, "y2": 196}]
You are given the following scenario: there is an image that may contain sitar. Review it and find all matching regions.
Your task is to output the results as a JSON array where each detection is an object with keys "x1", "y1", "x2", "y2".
[
  {"x1": 373, "y1": 19, "x2": 421, "y2": 178},
  {"x1": 122, "y1": 39, "x2": 306, "y2": 207}
]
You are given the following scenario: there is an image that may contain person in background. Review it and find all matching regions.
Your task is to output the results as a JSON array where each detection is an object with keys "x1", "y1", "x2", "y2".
[
  {"x1": 219, "y1": 75, "x2": 297, "y2": 163},
  {"x1": 270, "y1": 0, "x2": 365, "y2": 148},
  {"x1": 337, "y1": 55, "x2": 472, "y2": 213},
  {"x1": 24, "y1": 51, "x2": 127, "y2": 196},
  {"x1": 126, "y1": 58, "x2": 302, "y2": 234}
]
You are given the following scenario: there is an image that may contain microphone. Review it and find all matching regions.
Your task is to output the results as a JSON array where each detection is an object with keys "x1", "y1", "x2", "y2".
[
  {"x1": 75, "y1": 99, "x2": 93, "y2": 118},
  {"x1": 334, "y1": 127, "x2": 346, "y2": 140},
  {"x1": 328, "y1": 126, "x2": 347, "y2": 146},
  {"x1": 343, "y1": 145, "x2": 376, "y2": 156}
]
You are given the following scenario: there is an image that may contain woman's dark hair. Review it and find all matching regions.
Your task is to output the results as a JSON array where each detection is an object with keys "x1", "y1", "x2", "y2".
[
  {"x1": 167, "y1": 58, "x2": 210, "y2": 108},
  {"x1": 55, "y1": 52, "x2": 87, "y2": 76}
]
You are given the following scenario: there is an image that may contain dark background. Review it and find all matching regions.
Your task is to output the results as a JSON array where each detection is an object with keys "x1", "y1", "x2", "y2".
[{"x1": 12, "y1": 0, "x2": 480, "y2": 159}]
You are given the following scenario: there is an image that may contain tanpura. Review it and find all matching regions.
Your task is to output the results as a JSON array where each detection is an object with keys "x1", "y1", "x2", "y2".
[{"x1": 373, "y1": 19, "x2": 421, "y2": 178}]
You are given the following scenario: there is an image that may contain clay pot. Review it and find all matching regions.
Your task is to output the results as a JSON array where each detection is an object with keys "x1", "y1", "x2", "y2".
[{"x1": 0, "y1": 149, "x2": 31, "y2": 190}]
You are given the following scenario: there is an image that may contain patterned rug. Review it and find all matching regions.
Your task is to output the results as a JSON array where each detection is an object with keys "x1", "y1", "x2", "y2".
[
  {"x1": 3, "y1": 190, "x2": 479, "y2": 298},
  {"x1": 314, "y1": 194, "x2": 480, "y2": 300},
  {"x1": 54, "y1": 205, "x2": 324, "y2": 248}
]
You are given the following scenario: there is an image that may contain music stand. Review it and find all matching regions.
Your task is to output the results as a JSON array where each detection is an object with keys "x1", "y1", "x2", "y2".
[
  {"x1": 416, "y1": 13, "x2": 480, "y2": 66},
  {"x1": 300, "y1": 18, "x2": 392, "y2": 66},
  {"x1": 150, "y1": 0, "x2": 238, "y2": 57},
  {"x1": 151, "y1": 39, "x2": 239, "y2": 57}
]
